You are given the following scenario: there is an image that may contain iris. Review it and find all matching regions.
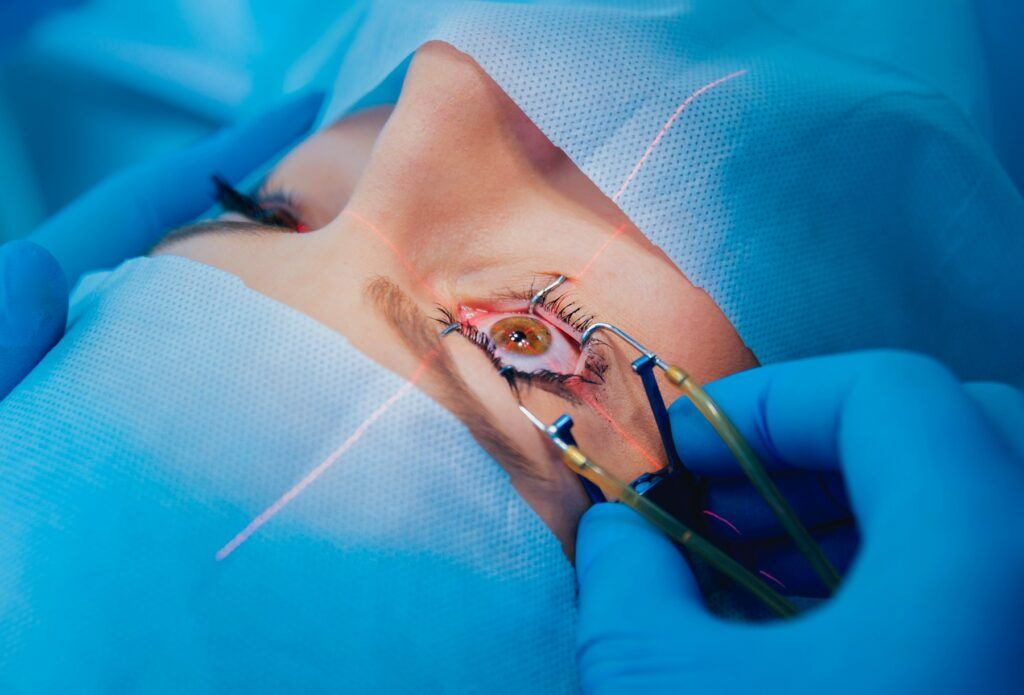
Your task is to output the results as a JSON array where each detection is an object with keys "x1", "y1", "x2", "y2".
[{"x1": 489, "y1": 316, "x2": 552, "y2": 355}]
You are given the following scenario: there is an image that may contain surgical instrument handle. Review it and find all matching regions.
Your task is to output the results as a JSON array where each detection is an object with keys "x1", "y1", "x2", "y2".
[
  {"x1": 559, "y1": 444, "x2": 798, "y2": 619},
  {"x1": 581, "y1": 321, "x2": 842, "y2": 594},
  {"x1": 665, "y1": 366, "x2": 842, "y2": 592}
]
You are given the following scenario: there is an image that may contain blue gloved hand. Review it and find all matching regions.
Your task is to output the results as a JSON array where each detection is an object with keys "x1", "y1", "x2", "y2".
[
  {"x1": 0, "y1": 91, "x2": 323, "y2": 399},
  {"x1": 663, "y1": 365, "x2": 1024, "y2": 597},
  {"x1": 575, "y1": 351, "x2": 1024, "y2": 694}
]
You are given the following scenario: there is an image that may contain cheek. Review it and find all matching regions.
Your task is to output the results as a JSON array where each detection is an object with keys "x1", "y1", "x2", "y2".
[{"x1": 572, "y1": 352, "x2": 670, "y2": 479}]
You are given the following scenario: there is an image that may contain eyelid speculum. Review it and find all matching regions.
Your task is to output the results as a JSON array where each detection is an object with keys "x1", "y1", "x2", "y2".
[{"x1": 528, "y1": 274, "x2": 567, "y2": 314}]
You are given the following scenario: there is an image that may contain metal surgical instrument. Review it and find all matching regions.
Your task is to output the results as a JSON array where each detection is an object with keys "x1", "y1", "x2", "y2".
[
  {"x1": 528, "y1": 275, "x2": 567, "y2": 314},
  {"x1": 580, "y1": 322, "x2": 842, "y2": 593},
  {"x1": 519, "y1": 403, "x2": 798, "y2": 619}
]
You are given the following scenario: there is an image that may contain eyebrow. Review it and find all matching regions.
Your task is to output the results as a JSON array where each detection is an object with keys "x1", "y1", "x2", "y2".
[
  {"x1": 363, "y1": 276, "x2": 554, "y2": 482},
  {"x1": 152, "y1": 219, "x2": 275, "y2": 254}
]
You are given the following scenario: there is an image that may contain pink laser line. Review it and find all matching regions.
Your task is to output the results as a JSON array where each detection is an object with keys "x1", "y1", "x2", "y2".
[
  {"x1": 214, "y1": 72, "x2": 747, "y2": 560},
  {"x1": 759, "y1": 569, "x2": 787, "y2": 590},
  {"x1": 575, "y1": 70, "x2": 748, "y2": 279},
  {"x1": 610, "y1": 69, "x2": 747, "y2": 204},
  {"x1": 702, "y1": 509, "x2": 742, "y2": 536},
  {"x1": 215, "y1": 353, "x2": 437, "y2": 561},
  {"x1": 533, "y1": 344, "x2": 666, "y2": 472},
  {"x1": 343, "y1": 209, "x2": 446, "y2": 305},
  {"x1": 580, "y1": 392, "x2": 663, "y2": 471},
  {"x1": 576, "y1": 222, "x2": 628, "y2": 280}
]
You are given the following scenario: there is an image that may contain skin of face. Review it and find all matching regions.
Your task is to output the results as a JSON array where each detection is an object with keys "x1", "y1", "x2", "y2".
[{"x1": 155, "y1": 41, "x2": 757, "y2": 557}]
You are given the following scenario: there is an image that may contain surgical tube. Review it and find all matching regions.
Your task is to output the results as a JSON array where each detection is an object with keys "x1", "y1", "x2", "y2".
[
  {"x1": 560, "y1": 445, "x2": 799, "y2": 619},
  {"x1": 663, "y1": 366, "x2": 842, "y2": 593}
]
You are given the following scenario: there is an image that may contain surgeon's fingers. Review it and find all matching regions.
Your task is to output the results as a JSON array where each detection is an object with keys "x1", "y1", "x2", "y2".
[
  {"x1": 0, "y1": 240, "x2": 68, "y2": 398},
  {"x1": 670, "y1": 357, "x2": 867, "y2": 475},
  {"x1": 669, "y1": 351, "x2": 1018, "y2": 530},
  {"x1": 575, "y1": 503, "x2": 731, "y2": 681},
  {"x1": 29, "y1": 91, "x2": 323, "y2": 285},
  {"x1": 965, "y1": 382, "x2": 1024, "y2": 461},
  {"x1": 701, "y1": 470, "x2": 851, "y2": 541}
]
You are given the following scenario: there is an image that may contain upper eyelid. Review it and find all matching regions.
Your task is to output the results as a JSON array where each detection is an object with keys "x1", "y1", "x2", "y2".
[
  {"x1": 256, "y1": 176, "x2": 281, "y2": 199},
  {"x1": 439, "y1": 303, "x2": 608, "y2": 377},
  {"x1": 458, "y1": 322, "x2": 604, "y2": 400},
  {"x1": 255, "y1": 185, "x2": 297, "y2": 207},
  {"x1": 538, "y1": 293, "x2": 595, "y2": 335},
  {"x1": 215, "y1": 177, "x2": 305, "y2": 231},
  {"x1": 454, "y1": 285, "x2": 597, "y2": 338}
]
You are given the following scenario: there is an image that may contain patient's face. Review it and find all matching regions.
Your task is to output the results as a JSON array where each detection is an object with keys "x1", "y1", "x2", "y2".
[{"x1": 157, "y1": 42, "x2": 756, "y2": 554}]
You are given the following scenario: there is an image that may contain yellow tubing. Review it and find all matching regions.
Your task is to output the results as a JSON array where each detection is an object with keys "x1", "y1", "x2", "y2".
[
  {"x1": 664, "y1": 367, "x2": 841, "y2": 593},
  {"x1": 562, "y1": 446, "x2": 798, "y2": 618}
]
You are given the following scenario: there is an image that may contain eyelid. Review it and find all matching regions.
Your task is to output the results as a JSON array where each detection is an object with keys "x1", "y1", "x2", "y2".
[
  {"x1": 214, "y1": 176, "x2": 308, "y2": 232},
  {"x1": 454, "y1": 295, "x2": 605, "y2": 380},
  {"x1": 256, "y1": 187, "x2": 299, "y2": 214},
  {"x1": 437, "y1": 283, "x2": 609, "y2": 394},
  {"x1": 256, "y1": 187, "x2": 309, "y2": 232},
  {"x1": 462, "y1": 298, "x2": 585, "y2": 342},
  {"x1": 463, "y1": 308, "x2": 580, "y2": 376}
]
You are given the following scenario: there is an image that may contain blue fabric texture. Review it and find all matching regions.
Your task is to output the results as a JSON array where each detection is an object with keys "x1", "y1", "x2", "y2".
[
  {"x1": 0, "y1": 257, "x2": 578, "y2": 693},
  {"x1": 2, "y1": 2, "x2": 1023, "y2": 691},
  {"x1": 15, "y1": 1, "x2": 1024, "y2": 381},
  {"x1": 314, "y1": 0, "x2": 1024, "y2": 386},
  {"x1": 0, "y1": 92, "x2": 322, "y2": 402}
]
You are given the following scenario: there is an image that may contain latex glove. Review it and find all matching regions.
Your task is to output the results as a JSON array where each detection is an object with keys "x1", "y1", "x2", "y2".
[
  {"x1": 668, "y1": 374, "x2": 1024, "y2": 597},
  {"x1": 0, "y1": 92, "x2": 322, "y2": 398},
  {"x1": 575, "y1": 351, "x2": 1024, "y2": 694}
]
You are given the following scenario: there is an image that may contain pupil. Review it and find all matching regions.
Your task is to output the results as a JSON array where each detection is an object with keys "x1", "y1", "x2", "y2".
[{"x1": 509, "y1": 330, "x2": 528, "y2": 345}]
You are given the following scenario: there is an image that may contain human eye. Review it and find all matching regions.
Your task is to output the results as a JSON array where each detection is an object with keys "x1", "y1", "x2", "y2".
[
  {"x1": 213, "y1": 176, "x2": 310, "y2": 232},
  {"x1": 437, "y1": 284, "x2": 607, "y2": 401}
]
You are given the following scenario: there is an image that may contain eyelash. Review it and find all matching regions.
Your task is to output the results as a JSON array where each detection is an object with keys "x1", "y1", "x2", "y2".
[
  {"x1": 435, "y1": 291, "x2": 608, "y2": 396},
  {"x1": 212, "y1": 176, "x2": 309, "y2": 232},
  {"x1": 530, "y1": 292, "x2": 596, "y2": 335}
]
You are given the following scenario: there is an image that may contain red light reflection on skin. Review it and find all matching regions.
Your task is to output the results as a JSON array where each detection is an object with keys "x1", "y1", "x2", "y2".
[
  {"x1": 503, "y1": 343, "x2": 659, "y2": 483},
  {"x1": 215, "y1": 350, "x2": 438, "y2": 561},
  {"x1": 576, "y1": 69, "x2": 748, "y2": 278},
  {"x1": 702, "y1": 509, "x2": 742, "y2": 536},
  {"x1": 576, "y1": 222, "x2": 628, "y2": 280},
  {"x1": 579, "y1": 391, "x2": 663, "y2": 472},
  {"x1": 535, "y1": 341, "x2": 664, "y2": 474},
  {"x1": 343, "y1": 209, "x2": 446, "y2": 306}
]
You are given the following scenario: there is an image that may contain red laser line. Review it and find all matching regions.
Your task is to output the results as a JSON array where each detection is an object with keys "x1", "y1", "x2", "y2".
[
  {"x1": 610, "y1": 69, "x2": 747, "y2": 204},
  {"x1": 535, "y1": 344, "x2": 665, "y2": 473},
  {"x1": 343, "y1": 209, "x2": 446, "y2": 305},
  {"x1": 580, "y1": 392, "x2": 662, "y2": 471},
  {"x1": 573, "y1": 70, "x2": 747, "y2": 282},
  {"x1": 215, "y1": 71, "x2": 749, "y2": 559},
  {"x1": 576, "y1": 222, "x2": 628, "y2": 280},
  {"x1": 759, "y1": 569, "x2": 787, "y2": 590},
  {"x1": 702, "y1": 509, "x2": 742, "y2": 536},
  {"x1": 569, "y1": 73, "x2": 753, "y2": 467},
  {"x1": 215, "y1": 351, "x2": 437, "y2": 561}
]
